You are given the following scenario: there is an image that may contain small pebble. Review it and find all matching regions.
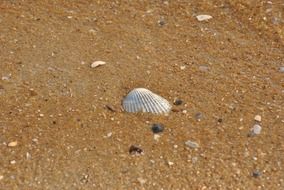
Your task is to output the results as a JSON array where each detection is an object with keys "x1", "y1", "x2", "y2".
[
  {"x1": 248, "y1": 124, "x2": 262, "y2": 137},
  {"x1": 8, "y1": 141, "x2": 18, "y2": 147},
  {"x1": 279, "y1": 66, "x2": 284, "y2": 73},
  {"x1": 254, "y1": 115, "x2": 261, "y2": 122},
  {"x1": 151, "y1": 123, "x2": 164, "y2": 134},
  {"x1": 217, "y1": 118, "x2": 223, "y2": 123},
  {"x1": 158, "y1": 18, "x2": 166, "y2": 26},
  {"x1": 0, "y1": 175, "x2": 3, "y2": 180},
  {"x1": 129, "y1": 145, "x2": 143, "y2": 155},
  {"x1": 195, "y1": 112, "x2": 203, "y2": 121},
  {"x1": 105, "y1": 104, "x2": 116, "y2": 112},
  {"x1": 91, "y1": 61, "x2": 106, "y2": 68},
  {"x1": 196, "y1": 15, "x2": 213, "y2": 21},
  {"x1": 153, "y1": 134, "x2": 161, "y2": 141},
  {"x1": 180, "y1": 65, "x2": 186, "y2": 70},
  {"x1": 173, "y1": 99, "x2": 183, "y2": 105},
  {"x1": 10, "y1": 160, "x2": 16, "y2": 164},
  {"x1": 168, "y1": 161, "x2": 174, "y2": 166},
  {"x1": 199, "y1": 65, "x2": 209, "y2": 72},
  {"x1": 185, "y1": 140, "x2": 199, "y2": 149},
  {"x1": 252, "y1": 170, "x2": 262, "y2": 178},
  {"x1": 192, "y1": 156, "x2": 198, "y2": 163},
  {"x1": 137, "y1": 177, "x2": 147, "y2": 185}
]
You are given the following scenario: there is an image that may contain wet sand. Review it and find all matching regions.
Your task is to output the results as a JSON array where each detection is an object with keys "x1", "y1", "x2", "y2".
[{"x1": 0, "y1": 1, "x2": 283, "y2": 189}]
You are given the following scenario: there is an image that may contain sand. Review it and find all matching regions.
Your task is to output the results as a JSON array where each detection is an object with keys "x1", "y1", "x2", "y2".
[{"x1": 0, "y1": 0, "x2": 283, "y2": 189}]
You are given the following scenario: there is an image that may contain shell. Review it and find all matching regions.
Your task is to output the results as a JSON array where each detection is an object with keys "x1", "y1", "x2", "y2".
[{"x1": 122, "y1": 88, "x2": 171, "y2": 114}]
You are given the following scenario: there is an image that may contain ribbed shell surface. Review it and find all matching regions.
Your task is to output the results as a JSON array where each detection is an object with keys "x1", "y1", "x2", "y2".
[{"x1": 122, "y1": 88, "x2": 171, "y2": 114}]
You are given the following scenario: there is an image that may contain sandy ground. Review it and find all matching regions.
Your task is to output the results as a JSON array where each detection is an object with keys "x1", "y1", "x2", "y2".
[{"x1": 0, "y1": 0, "x2": 284, "y2": 189}]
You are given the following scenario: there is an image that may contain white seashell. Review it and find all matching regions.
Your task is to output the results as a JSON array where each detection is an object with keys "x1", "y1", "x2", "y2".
[{"x1": 122, "y1": 88, "x2": 171, "y2": 114}]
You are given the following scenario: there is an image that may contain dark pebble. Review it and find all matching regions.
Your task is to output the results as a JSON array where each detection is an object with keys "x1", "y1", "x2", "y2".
[
  {"x1": 129, "y1": 145, "x2": 143, "y2": 155},
  {"x1": 105, "y1": 104, "x2": 116, "y2": 112},
  {"x1": 195, "y1": 112, "x2": 203, "y2": 121},
  {"x1": 217, "y1": 118, "x2": 223, "y2": 123},
  {"x1": 173, "y1": 99, "x2": 183, "y2": 105},
  {"x1": 252, "y1": 170, "x2": 262, "y2": 178},
  {"x1": 158, "y1": 19, "x2": 166, "y2": 26},
  {"x1": 151, "y1": 123, "x2": 164, "y2": 133}
]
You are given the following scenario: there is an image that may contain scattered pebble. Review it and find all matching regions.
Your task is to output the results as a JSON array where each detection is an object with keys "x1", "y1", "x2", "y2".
[
  {"x1": 173, "y1": 99, "x2": 183, "y2": 106},
  {"x1": 91, "y1": 61, "x2": 106, "y2": 68},
  {"x1": 129, "y1": 145, "x2": 143, "y2": 155},
  {"x1": 217, "y1": 118, "x2": 223, "y2": 123},
  {"x1": 199, "y1": 65, "x2": 209, "y2": 72},
  {"x1": 105, "y1": 104, "x2": 116, "y2": 112},
  {"x1": 279, "y1": 66, "x2": 284, "y2": 73},
  {"x1": 192, "y1": 156, "x2": 198, "y2": 163},
  {"x1": 252, "y1": 170, "x2": 262, "y2": 178},
  {"x1": 137, "y1": 177, "x2": 147, "y2": 185},
  {"x1": 0, "y1": 175, "x2": 3, "y2": 180},
  {"x1": 29, "y1": 89, "x2": 37, "y2": 96},
  {"x1": 104, "y1": 132, "x2": 112, "y2": 138},
  {"x1": 195, "y1": 112, "x2": 203, "y2": 121},
  {"x1": 8, "y1": 141, "x2": 18, "y2": 147},
  {"x1": 248, "y1": 124, "x2": 262, "y2": 137},
  {"x1": 180, "y1": 65, "x2": 186, "y2": 70},
  {"x1": 151, "y1": 123, "x2": 164, "y2": 134},
  {"x1": 10, "y1": 160, "x2": 16, "y2": 164},
  {"x1": 196, "y1": 15, "x2": 213, "y2": 21},
  {"x1": 254, "y1": 115, "x2": 261, "y2": 122},
  {"x1": 26, "y1": 152, "x2": 31, "y2": 160},
  {"x1": 167, "y1": 161, "x2": 174, "y2": 166},
  {"x1": 185, "y1": 140, "x2": 199, "y2": 149},
  {"x1": 158, "y1": 18, "x2": 166, "y2": 26},
  {"x1": 153, "y1": 134, "x2": 161, "y2": 141}
]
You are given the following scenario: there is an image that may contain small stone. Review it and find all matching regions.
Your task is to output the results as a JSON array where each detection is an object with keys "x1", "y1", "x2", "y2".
[
  {"x1": 195, "y1": 112, "x2": 203, "y2": 121},
  {"x1": 180, "y1": 65, "x2": 186, "y2": 70},
  {"x1": 10, "y1": 160, "x2": 16, "y2": 164},
  {"x1": 252, "y1": 170, "x2": 262, "y2": 178},
  {"x1": 173, "y1": 99, "x2": 183, "y2": 105},
  {"x1": 279, "y1": 66, "x2": 284, "y2": 73},
  {"x1": 26, "y1": 152, "x2": 31, "y2": 160},
  {"x1": 199, "y1": 65, "x2": 209, "y2": 72},
  {"x1": 39, "y1": 113, "x2": 44, "y2": 117},
  {"x1": 105, "y1": 104, "x2": 116, "y2": 112},
  {"x1": 137, "y1": 177, "x2": 147, "y2": 185},
  {"x1": 153, "y1": 134, "x2": 161, "y2": 141},
  {"x1": 158, "y1": 18, "x2": 166, "y2": 26},
  {"x1": 129, "y1": 145, "x2": 143, "y2": 155},
  {"x1": 168, "y1": 161, "x2": 174, "y2": 166},
  {"x1": 151, "y1": 123, "x2": 164, "y2": 134},
  {"x1": 248, "y1": 124, "x2": 262, "y2": 137},
  {"x1": 91, "y1": 61, "x2": 106, "y2": 68},
  {"x1": 192, "y1": 156, "x2": 198, "y2": 163},
  {"x1": 104, "y1": 132, "x2": 112, "y2": 138},
  {"x1": 254, "y1": 115, "x2": 261, "y2": 122},
  {"x1": 185, "y1": 140, "x2": 199, "y2": 149},
  {"x1": 0, "y1": 175, "x2": 3, "y2": 180},
  {"x1": 217, "y1": 118, "x2": 223, "y2": 123},
  {"x1": 196, "y1": 15, "x2": 213, "y2": 21},
  {"x1": 8, "y1": 141, "x2": 18, "y2": 147},
  {"x1": 29, "y1": 89, "x2": 37, "y2": 96}
]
